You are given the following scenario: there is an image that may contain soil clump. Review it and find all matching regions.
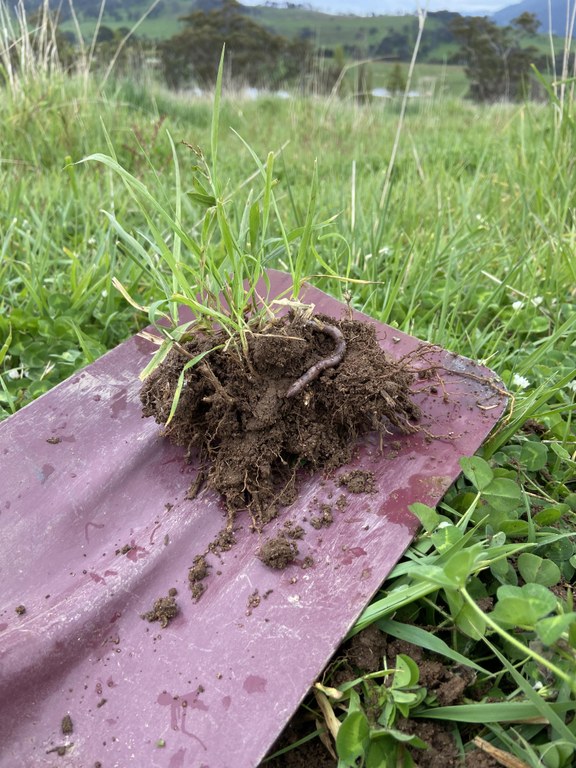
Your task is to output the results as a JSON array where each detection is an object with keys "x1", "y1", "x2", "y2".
[
  {"x1": 141, "y1": 313, "x2": 419, "y2": 530},
  {"x1": 141, "y1": 589, "x2": 179, "y2": 628},
  {"x1": 257, "y1": 536, "x2": 299, "y2": 569}
]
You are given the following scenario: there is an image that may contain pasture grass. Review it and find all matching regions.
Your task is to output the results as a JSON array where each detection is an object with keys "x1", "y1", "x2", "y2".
[{"x1": 1, "y1": 62, "x2": 576, "y2": 765}]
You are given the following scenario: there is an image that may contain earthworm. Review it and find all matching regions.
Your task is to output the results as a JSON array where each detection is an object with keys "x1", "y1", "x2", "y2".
[{"x1": 285, "y1": 320, "x2": 346, "y2": 398}]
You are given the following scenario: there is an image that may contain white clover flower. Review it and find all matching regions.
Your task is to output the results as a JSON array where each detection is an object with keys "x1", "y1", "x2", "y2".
[
  {"x1": 567, "y1": 380, "x2": 576, "y2": 393},
  {"x1": 532, "y1": 296, "x2": 543, "y2": 307},
  {"x1": 512, "y1": 373, "x2": 530, "y2": 390},
  {"x1": 512, "y1": 300, "x2": 524, "y2": 311}
]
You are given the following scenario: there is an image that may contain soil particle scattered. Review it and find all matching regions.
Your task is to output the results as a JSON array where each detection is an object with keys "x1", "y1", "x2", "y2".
[
  {"x1": 337, "y1": 469, "x2": 376, "y2": 494},
  {"x1": 335, "y1": 494, "x2": 348, "y2": 512},
  {"x1": 96, "y1": 698, "x2": 107, "y2": 708},
  {"x1": 310, "y1": 504, "x2": 333, "y2": 529},
  {"x1": 208, "y1": 529, "x2": 235, "y2": 555},
  {"x1": 246, "y1": 590, "x2": 261, "y2": 616},
  {"x1": 257, "y1": 536, "x2": 298, "y2": 569},
  {"x1": 116, "y1": 544, "x2": 133, "y2": 555},
  {"x1": 141, "y1": 593, "x2": 179, "y2": 628},
  {"x1": 188, "y1": 556, "x2": 209, "y2": 601},
  {"x1": 46, "y1": 436, "x2": 62, "y2": 444},
  {"x1": 61, "y1": 715, "x2": 73, "y2": 735},
  {"x1": 301, "y1": 556, "x2": 314, "y2": 569},
  {"x1": 15, "y1": 604, "x2": 26, "y2": 616},
  {"x1": 46, "y1": 745, "x2": 68, "y2": 756},
  {"x1": 283, "y1": 520, "x2": 305, "y2": 539}
]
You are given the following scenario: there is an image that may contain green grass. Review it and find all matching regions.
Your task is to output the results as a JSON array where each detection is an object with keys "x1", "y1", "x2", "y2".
[{"x1": 1, "y1": 40, "x2": 576, "y2": 766}]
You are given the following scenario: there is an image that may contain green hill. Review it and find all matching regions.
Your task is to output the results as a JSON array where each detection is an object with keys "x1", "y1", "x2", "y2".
[{"x1": 25, "y1": 0, "x2": 460, "y2": 64}]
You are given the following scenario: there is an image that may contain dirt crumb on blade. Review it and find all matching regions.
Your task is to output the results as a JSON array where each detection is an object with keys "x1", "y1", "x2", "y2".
[
  {"x1": 257, "y1": 536, "x2": 298, "y2": 569},
  {"x1": 189, "y1": 555, "x2": 210, "y2": 601},
  {"x1": 141, "y1": 591, "x2": 179, "y2": 628},
  {"x1": 61, "y1": 715, "x2": 73, "y2": 735},
  {"x1": 337, "y1": 470, "x2": 376, "y2": 494}
]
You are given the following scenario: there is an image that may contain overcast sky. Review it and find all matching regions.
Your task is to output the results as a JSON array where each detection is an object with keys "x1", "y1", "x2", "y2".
[{"x1": 239, "y1": 1, "x2": 513, "y2": 15}]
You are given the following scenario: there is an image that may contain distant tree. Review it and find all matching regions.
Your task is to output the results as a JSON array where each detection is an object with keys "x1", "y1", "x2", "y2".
[
  {"x1": 386, "y1": 63, "x2": 406, "y2": 95},
  {"x1": 161, "y1": 0, "x2": 312, "y2": 88},
  {"x1": 373, "y1": 30, "x2": 411, "y2": 61},
  {"x1": 451, "y1": 13, "x2": 544, "y2": 101},
  {"x1": 355, "y1": 62, "x2": 373, "y2": 103},
  {"x1": 512, "y1": 11, "x2": 541, "y2": 36},
  {"x1": 299, "y1": 27, "x2": 315, "y2": 40},
  {"x1": 96, "y1": 25, "x2": 115, "y2": 44}
]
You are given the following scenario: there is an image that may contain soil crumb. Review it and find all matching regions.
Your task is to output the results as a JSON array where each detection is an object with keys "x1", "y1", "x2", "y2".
[
  {"x1": 335, "y1": 494, "x2": 348, "y2": 511},
  {"x1": 15, "y1": 604, "x2": 26, "y2": 616},
  {"x1": 188, "y1": 556, "x2": 209, "y2": 601},
  {"x1": 141, "y1": 592, "x2": 179, "y2": 628},
  {"x1": 283, "y1": 520, "x2": 305, "y2": 539},
  {"x1": 337, "y1": 470, "x2": 376, "y2": 494},
  {"x1": 46, "y1": 745, "x2": 68, "y2": 756},
  {"x1": 246, "y1": 589, "x2": 261, "y2": 616},
  {"x1": 310, "y1": 504, "x2": 333, "y2": 529},
  {"x1": 258, "y1": 536, "x2": 298, "y2": 569},
  {"x1": 61, "y1": 715, "x2": 73, "y2": 735}
]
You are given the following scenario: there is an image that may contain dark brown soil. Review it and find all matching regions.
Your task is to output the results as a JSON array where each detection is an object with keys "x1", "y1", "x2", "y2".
[
  {"x1": 257, "y1": 536, "x2": 299, "y2": 569},
  {"x1": 264, "y1": 626, "x2": 490, "y2": 768},
  {"x1": 188, "y1": 555, "x2": 210, "y2": 601},
  {"x1": 141, "y1": 591, "x2": 179, "y2": 628},
  {"x1": 337, "y1": 469, "x2": 376, "y2": 494},
  {"x1": 61, "y1": 715, "x2": 73, "y2": 735},
  {"x1": 141, "y1": 313, "x2": 419, "y2": 531}
]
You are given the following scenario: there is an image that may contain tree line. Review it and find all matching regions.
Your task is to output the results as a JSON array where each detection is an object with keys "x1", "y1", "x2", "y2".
[
  {"x1": 159, "y1": 2, "x2": 550, "y2": 101},
  {"x1": 10, "y1": 0, "x2": 556, "y2": 102}
]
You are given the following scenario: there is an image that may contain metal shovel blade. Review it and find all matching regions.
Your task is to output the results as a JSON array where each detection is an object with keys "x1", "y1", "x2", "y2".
[{"x1": 0, "y1": 271, "x2": 506, "y2": 767}]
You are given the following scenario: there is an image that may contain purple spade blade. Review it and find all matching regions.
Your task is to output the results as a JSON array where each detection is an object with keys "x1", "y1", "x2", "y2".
[{"x1": 0, "y1": 270, "x2": 506, "y2": 767}]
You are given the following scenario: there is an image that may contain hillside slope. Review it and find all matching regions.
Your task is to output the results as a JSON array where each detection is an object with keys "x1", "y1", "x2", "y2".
[{"x1": 493, "y1": 0, "x2": 575, "y2": 37}]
